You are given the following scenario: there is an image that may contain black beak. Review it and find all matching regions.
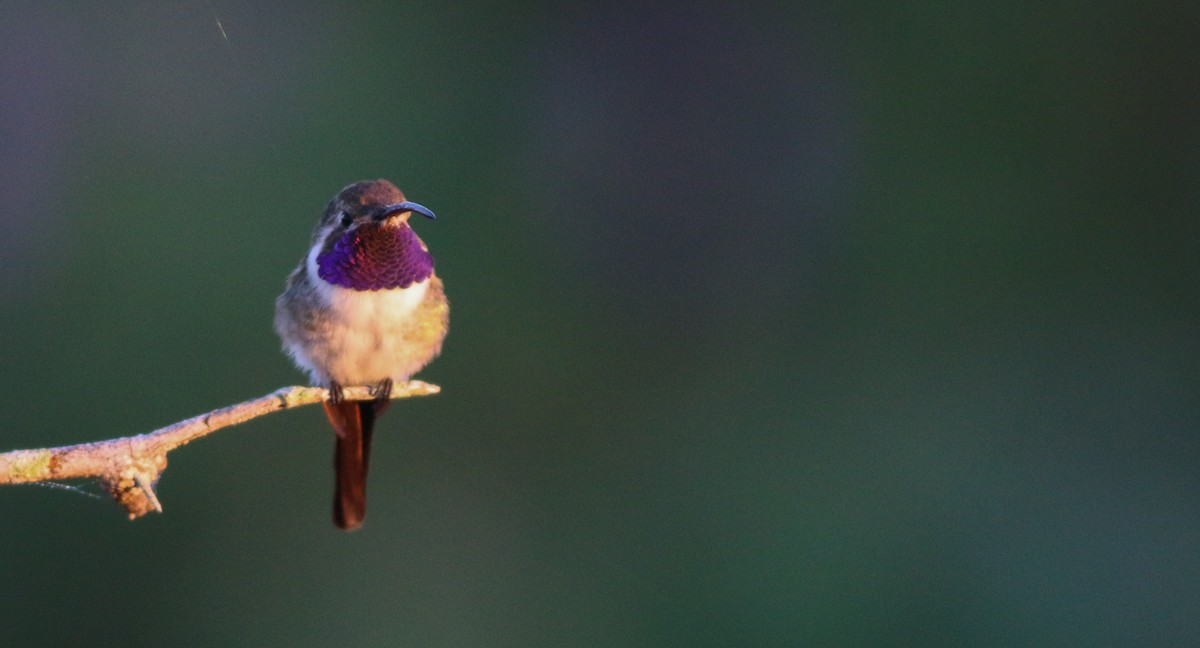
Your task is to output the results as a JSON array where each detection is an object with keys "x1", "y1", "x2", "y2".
[{"x1": 377, "y1": 201, "x2": 437, "y2": 221}]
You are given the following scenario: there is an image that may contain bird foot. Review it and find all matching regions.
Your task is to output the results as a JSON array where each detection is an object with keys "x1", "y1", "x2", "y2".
[
  {"x1": 370, "y1": 378, "x2": 393, "y2": 415},
  {"x1": 327, "y1": 382, "x2": 345, "y2": 405}
]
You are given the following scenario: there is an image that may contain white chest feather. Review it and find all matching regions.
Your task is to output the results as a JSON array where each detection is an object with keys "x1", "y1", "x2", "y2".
[{"x1": 298, "y1": 245, "x2": 431, "y2": 384}]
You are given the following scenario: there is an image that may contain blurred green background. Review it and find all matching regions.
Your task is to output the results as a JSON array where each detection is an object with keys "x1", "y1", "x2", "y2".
[{"x1": 2, "y1": 2, "x2": 1198, "y2": 646}]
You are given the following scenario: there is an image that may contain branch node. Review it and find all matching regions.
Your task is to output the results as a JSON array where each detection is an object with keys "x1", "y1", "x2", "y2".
[
  {"x1": 106, "y1": 453, "x2": 168, "y2": 519},
  {"x1": 135, "y1": 474, "x2": 164, "y2": 514}
]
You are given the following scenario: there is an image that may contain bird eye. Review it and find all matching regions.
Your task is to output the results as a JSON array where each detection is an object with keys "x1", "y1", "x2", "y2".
[{"x1": 339, "y1": 213, "x2": 353, "y2": 227}]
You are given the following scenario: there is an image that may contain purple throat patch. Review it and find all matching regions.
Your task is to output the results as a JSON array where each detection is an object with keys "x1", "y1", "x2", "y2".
[{"x1": 317, "y1": 223, "x2": 434, "y2": 291}]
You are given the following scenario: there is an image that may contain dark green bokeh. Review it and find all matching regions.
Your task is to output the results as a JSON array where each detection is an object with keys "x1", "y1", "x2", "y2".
[{"x1": 2, "y1": 2, "x2": 1197, "y2": 646}]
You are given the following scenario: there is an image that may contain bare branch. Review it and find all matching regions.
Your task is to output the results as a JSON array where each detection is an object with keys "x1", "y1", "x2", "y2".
[{"x1": 0, "y1": 382, "x2": 439, "y2": 519}]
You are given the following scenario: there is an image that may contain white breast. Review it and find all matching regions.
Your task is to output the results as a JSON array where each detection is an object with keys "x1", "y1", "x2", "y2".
[{"x1": 301, "y1": 243, "x2": 430, "y2": 385}]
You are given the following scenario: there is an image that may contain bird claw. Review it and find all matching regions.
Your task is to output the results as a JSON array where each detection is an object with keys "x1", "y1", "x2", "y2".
[
  {"x1": 326, "y1": 379, "x2": 390, "y2": 408},
  {"x1": 371, "y1": 378, "x2": 393, "y2": 401},
  {"x1": 327, "y1": 382, "x2": 345, "y2": 405},
  {"x1": 370, "y1": 378, "x2": 393, "y2": 416}
]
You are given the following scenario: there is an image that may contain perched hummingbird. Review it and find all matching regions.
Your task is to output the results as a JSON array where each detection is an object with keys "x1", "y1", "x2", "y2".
[{"x1": 275, "y1": 179, "x2": 449, "y2": 530}]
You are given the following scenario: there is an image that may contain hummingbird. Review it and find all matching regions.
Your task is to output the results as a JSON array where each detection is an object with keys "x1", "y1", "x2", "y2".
[{"x1": 275, "y1": 179, "x2": 449, "y2": 530}]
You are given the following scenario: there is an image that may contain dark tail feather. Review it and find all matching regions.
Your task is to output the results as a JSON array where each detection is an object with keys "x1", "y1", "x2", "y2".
[
  {"x1": 324, "y1": 401, "x2": 377, "y2": 530},
  {"x1": 360, "y1": 402, "x2": 377, "y2": 482}
]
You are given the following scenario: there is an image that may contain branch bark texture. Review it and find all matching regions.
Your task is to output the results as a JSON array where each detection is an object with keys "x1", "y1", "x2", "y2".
[{"x1": 0, "y1": 382, "x2": 439, "y2": 519}]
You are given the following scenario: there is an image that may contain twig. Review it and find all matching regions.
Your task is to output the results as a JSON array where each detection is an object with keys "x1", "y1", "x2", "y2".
[{"x1": 0, "y1": 382, "x2": 439, "y2": 519}]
